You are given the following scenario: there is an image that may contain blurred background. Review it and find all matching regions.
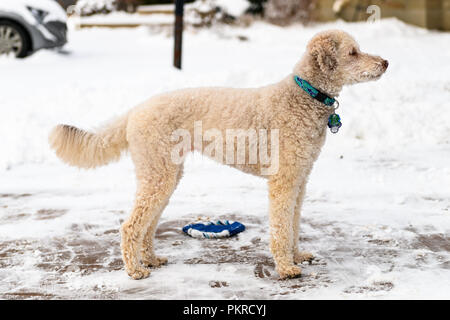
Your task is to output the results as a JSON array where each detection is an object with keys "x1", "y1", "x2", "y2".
[
  {"x1": 2, "y1": 0, "x2": 449, "y2": 59},
  {"x1": 0, "y1": 0, "x2": 449, "y2": 300},
  {"x1": 58, "y1": 0, "x2": 450, "y2": 30}
]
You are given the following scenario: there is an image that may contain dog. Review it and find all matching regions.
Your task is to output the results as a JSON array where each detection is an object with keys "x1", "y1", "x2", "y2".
[{"x1": 49, "y1": 30, "x2": 388, "y2": 280}]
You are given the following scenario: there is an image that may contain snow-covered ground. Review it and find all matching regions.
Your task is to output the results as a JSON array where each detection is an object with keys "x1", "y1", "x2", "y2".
[{"x1": 0, "y1": 18, "x2": 449, "y2": 299}]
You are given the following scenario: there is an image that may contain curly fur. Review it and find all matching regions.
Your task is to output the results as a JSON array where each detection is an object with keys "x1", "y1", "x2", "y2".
[
  {"x1": 49, "y1": 30, "x2": 388, "y2": 279},
  {"x1": 49, "y1": 114, "x2": 129, "y2": 168}
]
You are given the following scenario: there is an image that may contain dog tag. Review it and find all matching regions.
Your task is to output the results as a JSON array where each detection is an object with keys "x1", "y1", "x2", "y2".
[{"x1": 328, "y1": 113, "x2": 342, "y2": 134}]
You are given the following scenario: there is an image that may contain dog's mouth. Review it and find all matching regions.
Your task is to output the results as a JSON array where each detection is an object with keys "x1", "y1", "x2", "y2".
[
  {"x1": 358, "y1": 59, "x2": 388, "y2": 82},
  {"x1": 360, "y1": 69, "x2": 385, "y2": 81}
]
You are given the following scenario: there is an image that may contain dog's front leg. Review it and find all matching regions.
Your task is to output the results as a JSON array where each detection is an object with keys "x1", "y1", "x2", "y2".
[
  {"x1": 293, "y1": 185, "x2": 314, "y2": 264},
  {"x1": 268, "y1": 172, "x2": 302, "y2": 279}
]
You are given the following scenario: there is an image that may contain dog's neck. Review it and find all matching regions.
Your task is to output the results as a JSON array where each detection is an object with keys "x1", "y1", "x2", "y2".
[
  {"x1": 293, "y1": 56, "x2": 343, "y2": 98},
  {"x1": 278, "y1": 75, "x2": 335, "y2": 122}
]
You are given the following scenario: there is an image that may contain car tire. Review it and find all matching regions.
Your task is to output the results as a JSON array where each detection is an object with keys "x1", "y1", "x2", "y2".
[{"x1": 0, "y1": 20, "x2": 31, "y2": 58}]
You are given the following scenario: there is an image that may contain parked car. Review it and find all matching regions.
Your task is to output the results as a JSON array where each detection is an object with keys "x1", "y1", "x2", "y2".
[{"x1": 0, "y1": 0, "x2": 67, "y2": 58}]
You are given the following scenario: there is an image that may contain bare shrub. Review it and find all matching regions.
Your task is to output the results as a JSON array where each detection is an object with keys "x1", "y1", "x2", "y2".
[{"x1": 265, "y1": 0, "x2": 315, "y2": 25}]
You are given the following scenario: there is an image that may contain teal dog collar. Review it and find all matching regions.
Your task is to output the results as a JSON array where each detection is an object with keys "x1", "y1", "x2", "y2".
[{"x1": 294, "y1": 75, "x2": 342, "y2": 134}]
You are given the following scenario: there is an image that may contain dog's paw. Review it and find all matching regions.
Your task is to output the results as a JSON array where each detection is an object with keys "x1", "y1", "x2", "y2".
[
  {"x1": 294, "y1": 251, "x2": 314, "y2": 264},
  {"x1": 127, "y1": 267, "x2": 151, "y2": 280},
  {"x1": 142, "y1": 255, "x2": 168, "y2": 268},
  {"x1": 277, "y1": 265, "x2": 302, "y2": 279}
]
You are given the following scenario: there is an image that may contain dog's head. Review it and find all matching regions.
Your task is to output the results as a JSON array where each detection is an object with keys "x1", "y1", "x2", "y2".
[{"x1": 306, "y1": 30, "x2": 388, "y2": 85}]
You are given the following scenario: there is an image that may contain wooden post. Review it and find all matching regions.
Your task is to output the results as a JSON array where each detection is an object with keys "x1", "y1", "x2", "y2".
[{"x1": 174, "y1": 0, "x2": 184, "y2": 69}]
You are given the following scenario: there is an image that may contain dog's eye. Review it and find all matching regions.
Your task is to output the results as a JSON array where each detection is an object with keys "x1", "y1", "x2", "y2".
[{"x1": 349, "y1": 49, "x2": 358, "y2": 56}]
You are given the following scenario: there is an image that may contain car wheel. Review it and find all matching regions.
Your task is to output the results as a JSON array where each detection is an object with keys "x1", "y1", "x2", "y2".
[{"x1": 0, "y1": 21, "x2": 31, "y2": 58}]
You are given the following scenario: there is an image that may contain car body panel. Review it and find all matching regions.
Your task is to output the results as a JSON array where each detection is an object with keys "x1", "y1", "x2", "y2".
[{"x1": 0, "y1": 0, "x2": 67, "y2": 55}]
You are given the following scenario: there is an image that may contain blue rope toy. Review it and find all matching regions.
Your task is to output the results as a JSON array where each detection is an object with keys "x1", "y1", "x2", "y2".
[{"x1": 182, "y1": 220, "x2": 245, "y2": 239}]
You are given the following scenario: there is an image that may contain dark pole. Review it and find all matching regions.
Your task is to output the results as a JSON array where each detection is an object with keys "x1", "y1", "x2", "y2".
[{"x1": 174, "y1": 0, "x2": 184, "y2": 69}]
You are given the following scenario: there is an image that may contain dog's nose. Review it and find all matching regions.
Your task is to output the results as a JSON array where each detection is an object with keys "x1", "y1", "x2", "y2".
[{"x1": 382, "y1": 60, "x2": 389, "y2": 69}]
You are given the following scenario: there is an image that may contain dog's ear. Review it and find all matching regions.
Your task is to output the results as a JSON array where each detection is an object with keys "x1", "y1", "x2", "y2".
[{"x1": 309, "y1": 37, "x2": 338, "y2": 73}]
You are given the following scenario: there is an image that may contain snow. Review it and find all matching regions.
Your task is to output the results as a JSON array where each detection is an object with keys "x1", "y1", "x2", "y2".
[
  {"x1": 1, "y1": 0, "x2": 40, "y2": 25},
  {"x1": 0, "y1": 0, "x2": 67, "y2": 23},
  {"x1": 215, "y1": 0, "x2": 249, "y2": 16},
  {"x1": 74, "y1": 1, "x2": 250, "y2": 27},
  {"x1": 0, "y1": 18, "x2": 449, "y2": 299},
  {"x1": 75, "y1": 12, "x2": 177, "y2": 26}
]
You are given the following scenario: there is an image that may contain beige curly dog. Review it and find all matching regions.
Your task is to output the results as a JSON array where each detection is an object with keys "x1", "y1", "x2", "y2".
[{"x1": 49, "y1": 30, "x2": 388, "y2": 280}]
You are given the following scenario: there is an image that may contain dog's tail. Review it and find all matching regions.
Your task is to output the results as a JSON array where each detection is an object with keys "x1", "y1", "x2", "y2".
[{"x1": 49, "y1": 113, "x2": 129, "y2": 169}]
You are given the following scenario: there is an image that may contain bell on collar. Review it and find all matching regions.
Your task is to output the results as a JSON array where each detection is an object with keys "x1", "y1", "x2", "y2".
[{"x1": 328, "y1": 113, "x2": 342, "y2": 134}]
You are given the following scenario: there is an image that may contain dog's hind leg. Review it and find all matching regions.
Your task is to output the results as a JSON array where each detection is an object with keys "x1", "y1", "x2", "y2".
[
  {"x1": 140, "y1": 210, "x2": 167, "y2": 269},
  {"x1": 121, "y1": 135, "x2": 182, "y2": 279},
  {"x1": 121, "y1": 163, "x2": 181, "y2": 279},
  {"x1": 141, "y1": 165, "x2": 184, "y2": 268}
]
